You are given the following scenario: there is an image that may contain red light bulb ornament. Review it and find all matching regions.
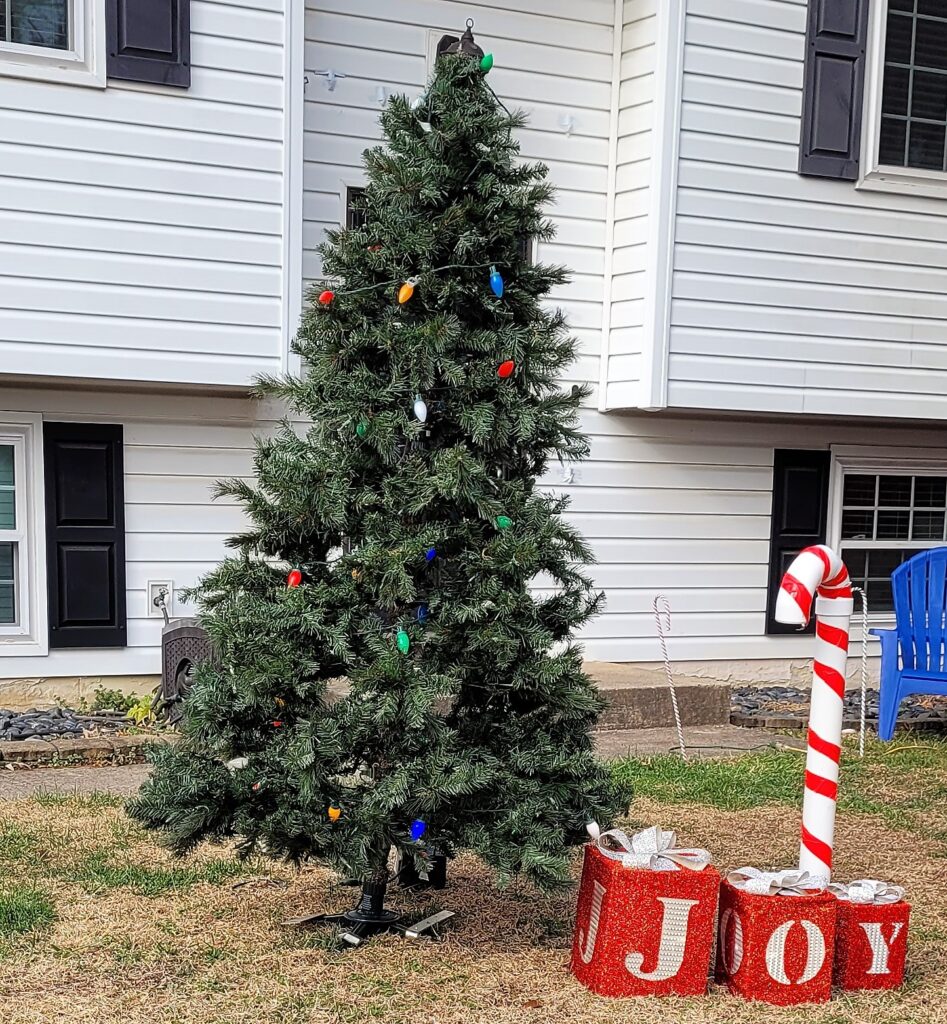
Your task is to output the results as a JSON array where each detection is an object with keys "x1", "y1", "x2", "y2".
[
  {"x1": 497, "y1": 360, "x2": 515, "y2": 379},
  {"x1": 287, "y1": 569, "x2": 302, "y2": 588},
  {"x1": 318, "y1": 290, "x2": 334, "y2": 305}
]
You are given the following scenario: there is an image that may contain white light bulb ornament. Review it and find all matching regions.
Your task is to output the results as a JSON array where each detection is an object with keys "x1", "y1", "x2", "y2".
[{"x1": 413, "y1": 395, "x2": 428, "y2": 423}]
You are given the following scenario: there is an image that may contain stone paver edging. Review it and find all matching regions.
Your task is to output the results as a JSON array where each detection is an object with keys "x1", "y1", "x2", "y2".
[{"x1": 0, "y1": 732, "x2": 175, "y2": 767}]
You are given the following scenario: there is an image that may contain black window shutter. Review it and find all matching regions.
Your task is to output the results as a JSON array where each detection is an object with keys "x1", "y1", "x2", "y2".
[
  {"x1": 799, "y1": 0, "x2": 870, "y2": 180},
  {"x1": 107, "y1": 0, "x2": 190, "y2": 88},
  {"x1": 766, "y1": 449, "x2": 832, "y2": 635},
  {"x1": 44, "y1": 423, "x2": 127, "y2": 649}
]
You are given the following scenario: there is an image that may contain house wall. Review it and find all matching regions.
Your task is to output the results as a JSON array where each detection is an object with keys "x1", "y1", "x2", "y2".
[
  {"x1": 0, "y1": 385, "x2": 265, "y2": 698},
  {"x1": 0, "y1": 0, "x2": 288, "y2": 388},
  {"x1": 666, "y1": 0, "x2": 947, "y2": 420},
  {"x1": 603, "y1": 0, "x2": 656, "y2": 409},
  {"x1": 296, "y1": 0, "x2": 901, "y2": 677}
]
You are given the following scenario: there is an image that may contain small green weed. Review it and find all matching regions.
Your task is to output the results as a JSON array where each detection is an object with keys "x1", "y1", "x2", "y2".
[{"x1": 0, "y1": 888, "x2": 56, "y2": 937}]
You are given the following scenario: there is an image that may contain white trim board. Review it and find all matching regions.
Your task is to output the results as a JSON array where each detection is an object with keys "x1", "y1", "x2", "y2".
[
  {"x1": 281, "y1": 0, "x2": 305, "y2": 376},
  {"x1": 597, "y1": 0, "x2": 624, "y2": 413},
  {"x1": 637, "y1": 0, "x2": 685, "y2": 412}
]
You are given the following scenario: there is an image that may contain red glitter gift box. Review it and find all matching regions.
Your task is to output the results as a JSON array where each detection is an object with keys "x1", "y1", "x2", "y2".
[
  {"x1": 830, "y1": 881, "x2": 910, "y2": 991},
  {"x1": 716, "y1": 870, "x2": 837, "y2": 1006},
  {"x1": 570, "y1": 826, "x2": 720, "y2": 998}
]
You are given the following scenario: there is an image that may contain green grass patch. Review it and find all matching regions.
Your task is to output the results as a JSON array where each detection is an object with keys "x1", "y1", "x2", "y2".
[
  {"x1": 70, "y1": 852, "x2": 248, "y2": 896},
  {"x1": 0, "y1": 822, "x2": 36, "y2": 864},
  {"x1": 0, "y1": 887, "x2": 56, "y2": 938},
  {"x1": 610, "y1": 737, "x2": 947, "y2": 833},
  {"x1": 32, "y1": 791, "x2": 124, "y2": 810}
]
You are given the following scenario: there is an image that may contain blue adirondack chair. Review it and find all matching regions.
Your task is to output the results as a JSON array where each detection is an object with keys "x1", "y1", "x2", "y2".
[{"x1": 870, "y1": 547, "x2": 947, "y2": 740}]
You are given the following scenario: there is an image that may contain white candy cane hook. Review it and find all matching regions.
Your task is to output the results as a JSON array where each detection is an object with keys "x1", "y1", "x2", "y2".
[{"x1": 653, "y1": 595, "x2": 686, "y2": 760}]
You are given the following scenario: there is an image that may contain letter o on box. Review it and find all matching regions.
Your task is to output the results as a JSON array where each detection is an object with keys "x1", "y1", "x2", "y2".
[
  {"x1": 832, "y1": 896, "x2": 910, "y2": 991},
  {"x1": 715, "y1": 878, "x2": 837, "y2": 1005},
  {"x1": 570, "y1": 844, "x2": 721, "y2": 997}
]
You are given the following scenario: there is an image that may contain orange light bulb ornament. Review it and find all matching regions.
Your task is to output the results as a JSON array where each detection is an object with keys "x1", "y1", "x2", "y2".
[
  {"x1": 398, "y1": 277, "x2": 420, "y2": 304},
  {"x1": 328, "y1": 806, "x2": 342, "y2": 822}
]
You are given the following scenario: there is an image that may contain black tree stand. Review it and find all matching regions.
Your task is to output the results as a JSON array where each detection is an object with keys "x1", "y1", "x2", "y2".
[{"x1": 283, "y1": 874, "x2": 454, "y2": 948}]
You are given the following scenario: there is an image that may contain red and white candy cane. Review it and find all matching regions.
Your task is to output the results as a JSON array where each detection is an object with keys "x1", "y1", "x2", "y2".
[{"x1": 775, "y1": 544, "x2": 853, "y2": 882}]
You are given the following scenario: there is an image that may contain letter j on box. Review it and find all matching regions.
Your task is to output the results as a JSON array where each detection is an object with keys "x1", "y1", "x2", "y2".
[{"x1": 571, "y1": 843, "x2": 721, "y2": 997}]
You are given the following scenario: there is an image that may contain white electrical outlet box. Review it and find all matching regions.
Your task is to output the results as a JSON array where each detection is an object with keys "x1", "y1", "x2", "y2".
[{"x1": 147, "y1": 581, "x2": 173, "y2": 618}]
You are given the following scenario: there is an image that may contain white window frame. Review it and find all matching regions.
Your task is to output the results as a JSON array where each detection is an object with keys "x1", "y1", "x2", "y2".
[
  {"x1": 829, "y1": 445, "x2": 947, "y2": 623},
  {"x1": 0, "y1": 415, "x2": 48, "y2": 655},
  {"x1": 0, "y1": 0, "x2": 105, "y2": 88}
]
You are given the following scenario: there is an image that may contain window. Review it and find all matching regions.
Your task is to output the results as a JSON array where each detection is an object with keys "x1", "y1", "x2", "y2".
[
  {"x1": 0, "y1": 445, "x2": 16, "y2": 624},
  {"x1": 837, "y1": 469, "x2": 947, "y2": 612},
  {"x1": 878, "y1": 1, "x2": 947, "y2": 170},
  {"x1": 0, "y1": 417, "x2": 46, "y2": 653},
  {"x1": 344, "y1": 186, "x2": 367, "y2": 230},
  {"x1": 0, "y1": 0, "x2": 104, "y2": 87}
]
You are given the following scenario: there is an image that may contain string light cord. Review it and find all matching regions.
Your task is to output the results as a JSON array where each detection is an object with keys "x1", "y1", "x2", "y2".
[{"x1": 322, "y1": 261, "x2": 506, "y2": 301}]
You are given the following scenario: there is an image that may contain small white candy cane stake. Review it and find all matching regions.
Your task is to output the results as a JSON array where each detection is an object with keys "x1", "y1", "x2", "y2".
[
  {"x1": 852, "y1": 586, "x2": 869, "y2": 758},
  {"x1": 653, "y1": 595, "x2": 687, "y2": 761}
]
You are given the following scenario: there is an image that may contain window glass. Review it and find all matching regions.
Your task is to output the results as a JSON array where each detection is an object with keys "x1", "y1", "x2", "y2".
[
  {"x1": 879, "y1": 6, "x2": 947, "y2": 171},
  {"x1": 0, "y1": 542, "x2": 13, "y2": 625},
  {"x1": 1, "y1": 0, "x2": 68, "y2": 49},
  {"x1": 0, "y1": 444, "x2": 14, "y2": 530}
]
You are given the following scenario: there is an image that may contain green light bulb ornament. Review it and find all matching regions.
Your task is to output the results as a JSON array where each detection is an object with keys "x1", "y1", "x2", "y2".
[
  {"x1": 397, "y1": 629, "x2": 410, "y2": 654},
  {"x1": 480, "y1": 53, "x2": 494, "y2": 73},
  {"x1": 496, "y1": 515, "x2": 512, "y2": 530},
  {"x1": 356, "y1": 419, "x2": 369, "y2": 438}
]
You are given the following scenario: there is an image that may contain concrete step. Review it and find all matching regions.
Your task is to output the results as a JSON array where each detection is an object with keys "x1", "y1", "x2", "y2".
[
  {"x1": 593, "y1": 725, "x2": 807, "y2": 759},
  {"x1": 585, "y1": 662, "x2": 731, "y2": 732}
]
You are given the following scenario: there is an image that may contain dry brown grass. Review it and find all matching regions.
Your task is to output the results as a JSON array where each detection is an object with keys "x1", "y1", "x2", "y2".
[{"x1": 0, "y1": 784, "x2": 944, "y2": 1024}]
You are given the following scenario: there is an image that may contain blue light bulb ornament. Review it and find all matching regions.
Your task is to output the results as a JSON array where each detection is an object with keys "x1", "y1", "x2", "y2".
[
  {"x1": 411, "y1": 819, "x2": 427, "y2": 841},
  {"x1": 416, "y1": 604, "x2": 429, "y2": 624},
  {"x1": 489, "y1": 265, "x2": 504, "y2": 298},
  {"x1": 425, "y1": 547, "x2": 437, "y2": 563}
]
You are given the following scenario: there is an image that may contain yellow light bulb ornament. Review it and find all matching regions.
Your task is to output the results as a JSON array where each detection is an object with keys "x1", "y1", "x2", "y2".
[{"x1": 398, "y1": 277, "x2": 420, "y2": 304}]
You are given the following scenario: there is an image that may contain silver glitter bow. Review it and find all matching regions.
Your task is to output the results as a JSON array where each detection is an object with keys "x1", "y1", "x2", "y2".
[
  {"x1": 828, "y1": 879, "x2": 906, "y2": 905},
  {"x1": 727, "y1": 866, "x2": 827, "y2": 897},
  {"x1": 594, "y1": 825, "x2": 712, "y2": 872}
]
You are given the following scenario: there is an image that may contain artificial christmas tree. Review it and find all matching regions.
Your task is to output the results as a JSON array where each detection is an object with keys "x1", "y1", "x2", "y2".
[{"x1": 129, "y1": 22, "x2": 626, "y2": 944}]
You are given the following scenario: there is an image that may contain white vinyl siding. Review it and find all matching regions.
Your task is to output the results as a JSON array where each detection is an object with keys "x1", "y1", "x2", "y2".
[
  {"x1": 605, "y1": 0, "x2": 656, "y2": 407},
  {"x1": 663, "y1": 0, "x2": 947, "y2": 419},
  {"x1": 0, "y1": 0, "x2": 285, "y2": 386}
]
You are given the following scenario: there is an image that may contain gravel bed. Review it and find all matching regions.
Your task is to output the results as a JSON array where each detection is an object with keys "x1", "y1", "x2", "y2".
[
  {"x1": 731, "y1": 686, "x2": 947, "y2": 725},
  {"x1": 0, "y1": 707, "x2": 128, "y2": 742}
]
